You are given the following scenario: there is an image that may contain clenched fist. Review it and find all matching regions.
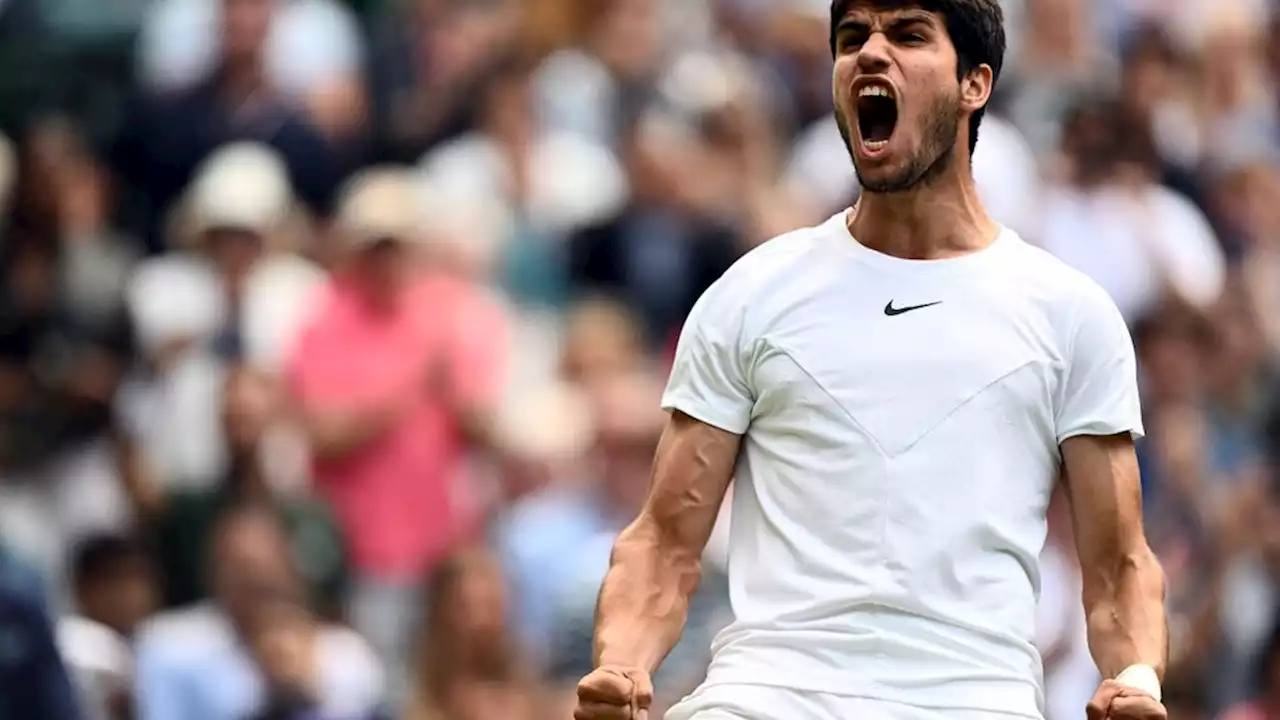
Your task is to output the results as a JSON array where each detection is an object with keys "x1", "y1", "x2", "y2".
[
  {"x1": 1086, "y1": 679, "x2": 1168, "y2": 720},
  {"x1": 574, "y1": 665, "x2": 654, "y2": 720}
]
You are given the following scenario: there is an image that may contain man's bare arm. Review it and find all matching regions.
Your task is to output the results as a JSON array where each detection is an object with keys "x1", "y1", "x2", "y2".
[
  {"x1": 300, "y1": 402, "x2": 407, "y2": 461},
  {"x1": 1061, "y1": 433, "x2": 1168, "y2": 680},
  {"x1": 593, "y1": 410, "x2": 739, "y2": 674}
]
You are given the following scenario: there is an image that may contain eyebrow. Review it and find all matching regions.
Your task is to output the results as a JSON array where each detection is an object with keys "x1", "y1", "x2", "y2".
[{"x1": 835, "y1": 10, "x2": 938, "y2": 34}]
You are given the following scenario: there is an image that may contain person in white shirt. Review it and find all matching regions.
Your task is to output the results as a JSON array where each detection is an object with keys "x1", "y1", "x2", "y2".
[{"x1": 573, "y1": 2, "x2": 1169, "y2": 720}]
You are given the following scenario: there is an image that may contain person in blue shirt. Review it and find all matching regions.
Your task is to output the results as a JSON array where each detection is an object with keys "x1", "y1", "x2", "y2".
[{"x1": 0, "y1": 545, "x2": 81, "y2": 719}]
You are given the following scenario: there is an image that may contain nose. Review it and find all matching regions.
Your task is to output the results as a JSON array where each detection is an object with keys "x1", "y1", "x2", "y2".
[{"x1": 855, "y1": 32, "x2": 892, "y2": 74}]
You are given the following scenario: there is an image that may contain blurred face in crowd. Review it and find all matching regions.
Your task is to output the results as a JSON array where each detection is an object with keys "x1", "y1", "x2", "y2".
[
  {"x1": 350, "y1": 237, "x2": 416, "y2": 309},
  {"x1": 590, "y1": 374, "x2": 664, "y2": 515},
  {"x1": 430, "y1": 549, "x2": 511, "y2": 672},
  {"x1": 561, "y1": 299, "x2": 645, "y2": 388},
  {"x1": 1135, "y1": 312, "x2": 1207, "y2": 406},
  {"x1": 589, "y1": 0, "x2": 663, "y2": 80},
  {"x1": 80, "y1": 555, "x2": 158, "y2": 637},
  {"x1": 830, "y1": 2, "x2": 985, "y2": 193},
  {"x1": 223, "y1": 367, "x2": 277, "y2": 452},
  {"x1": 206, "y1": 227, "x2": 265, "y2": 284},
  {"x1": 480, "y1": 69, "x2": 533, "y2": 143},
  {"x1": 1201, "y1": 287, "x2": 1265, "y2": 401},
  {"x1": 1120, "y1": 28, "x2": 1179, "y2": 120},
  {"x1": 221, "y1": 0, "x2": 274, "y2": 66},
  {"x1": 210, "y1": 508, "x2": 300, "y2": 626}
]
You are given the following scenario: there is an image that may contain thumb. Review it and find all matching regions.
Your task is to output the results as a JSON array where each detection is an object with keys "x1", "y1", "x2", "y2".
[{"x1": 636, "y1": 711, "x2": 649, "y2": 720}]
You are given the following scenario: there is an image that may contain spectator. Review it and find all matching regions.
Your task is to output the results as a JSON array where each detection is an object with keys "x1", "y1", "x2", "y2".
[
  {"x1": 0, "y1": 544, "x2": 81, "y2": 719},
  {"x1": 567, "y1": 114, "x2": 741, "y2": 349},
  {"x1": 1218, "y1": 615, "x2": 1280, "y2": 720},
  {"x1": 1037, "y1": 100, "x2": 1225, "y2": 323},
  {"x1": 120, "y1": 365, "x2": 346, "y2": 616},
  {"x1": 245, "y1": 594, "x2": 389, "y2": 720},
  {"x1": 0, "y1": 119, "x2": 138, "y2": 586},
  {"x1": 559, "y1": 296, "x2": 648, "y2": 390},
  {"x1": 533, "y1": 0, "x2": 667, "y2": 149},
  {"x1": 133, "y1": 503, "x2": 383, "y2": 720},
  {"x1": 418, "y1": 53, "x2": 627, "y2": 307},
  {"x1": 121, "y1": 142, "x2": 324, "y2": 487},
  {"x1": 138, "y1": 0, "x2": 368, "y2": 143},
  {"x1": 368, "y1": 0, "x2": 513, "y2": 163},
  {"x1": 112, "y1": 0, "x2": 343, "y2": 251},
  {"x1": 287, "y1": 167, "x2": 508, "y2": 700},
  {"x1": 405, "y1": 546, "x2": 536, "y2": 720},
  {"x1": 496, "y1": 370, "x2": 730, "y2": 713},
  {"x1": 58, "y1": 532, "x2": 158, "y2": 720}
]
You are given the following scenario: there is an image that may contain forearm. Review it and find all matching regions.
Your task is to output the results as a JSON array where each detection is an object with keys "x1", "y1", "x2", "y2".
[
  {"x1": 1084, "y1": 546, "x2": 1169, "y2": 679},
  {"x1": 593, "y1": 516, "x2": 703, "y2": 674},
  {"x1": 306, "y1": 405, "x2": 401, "y2": 460}
]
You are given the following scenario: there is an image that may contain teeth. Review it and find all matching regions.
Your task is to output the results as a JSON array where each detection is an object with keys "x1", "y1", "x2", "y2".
[
  {"x1": 859, "y1": 85, "x2": 891, "y2": 98},
  {"x1": 864, "y1": 139, "x2": 888, "y2": 150}
]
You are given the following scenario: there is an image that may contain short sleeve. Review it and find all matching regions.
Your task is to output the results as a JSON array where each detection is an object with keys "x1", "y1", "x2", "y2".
[
  {"x1": 661, "y1": 277, "x2": 754, "y2": 434},
  {"x1": 1055, "y1": 282, "x2": 1144, "y2": 443}
]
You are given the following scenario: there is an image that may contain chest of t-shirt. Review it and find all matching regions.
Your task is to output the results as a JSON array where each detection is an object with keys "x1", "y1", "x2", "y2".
[{"x1": 748, "y1": 280, "x2": 1062, "y2": 460}]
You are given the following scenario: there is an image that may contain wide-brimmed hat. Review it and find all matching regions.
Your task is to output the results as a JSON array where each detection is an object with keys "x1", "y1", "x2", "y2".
[
  {"x1": 186, "y1": 142, "x2": 293, "y2": 240},
  {"x1": 334, "y1": 166, "x2": 424, "y2": 248}
]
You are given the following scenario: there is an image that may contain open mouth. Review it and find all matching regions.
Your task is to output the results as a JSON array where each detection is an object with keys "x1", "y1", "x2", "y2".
[{"x1": 856, "y1": 83, "x2": 899, "y2": 152}]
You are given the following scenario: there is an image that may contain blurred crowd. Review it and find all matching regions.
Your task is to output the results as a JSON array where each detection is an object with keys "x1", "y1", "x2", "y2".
[{"x1": 0, "y1": 0, "x2": 1277, "y2": 718}]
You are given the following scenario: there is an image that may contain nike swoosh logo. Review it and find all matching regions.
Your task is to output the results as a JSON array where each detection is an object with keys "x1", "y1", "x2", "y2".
[{"x1": 884, "y1": 300, "x2": 942, "y2": 316}]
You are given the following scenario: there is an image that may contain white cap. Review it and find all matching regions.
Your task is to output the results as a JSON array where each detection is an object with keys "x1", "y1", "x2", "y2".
[
  {"x1": 189, "y1": 142, "x2": 292, "y2": 237},
  {"x1": 335, "y1": 166, "x2": 423, "y2": 246},
  {"x1": 0, "y1": 131, "x2": 15, "y2": 212}
]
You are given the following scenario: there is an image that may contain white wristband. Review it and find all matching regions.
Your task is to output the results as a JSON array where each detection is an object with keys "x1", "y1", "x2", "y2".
[{"x1": 1114, "y1": 664, "x2": 1162, "y2": 703}]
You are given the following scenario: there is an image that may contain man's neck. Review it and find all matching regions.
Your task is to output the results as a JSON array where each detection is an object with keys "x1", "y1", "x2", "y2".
[{"x1": 847, "y1": 170, "x2": 999, "y2": 260}]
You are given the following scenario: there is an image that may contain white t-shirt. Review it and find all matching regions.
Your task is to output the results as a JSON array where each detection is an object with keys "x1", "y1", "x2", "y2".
[{"x1": 661, "y1": 212, "x2": 1142, "y2": 717}]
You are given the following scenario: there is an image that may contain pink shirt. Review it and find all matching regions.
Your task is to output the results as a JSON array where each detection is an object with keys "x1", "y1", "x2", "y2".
[
  {"x1": 1220, "y1": 702, "x2": 1279, "y2": 720},
  {"x1": 287, "y1": 274, "x2": 507, "y2": 579}
]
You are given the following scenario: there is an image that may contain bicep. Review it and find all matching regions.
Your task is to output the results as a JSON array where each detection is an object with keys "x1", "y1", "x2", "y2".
[
  {"x1": 1060, "y1": 433, "x2": 1148, "y2": 571},
  {"x1": 640, "y1": 411, "x2": 740, "y2": 554}
]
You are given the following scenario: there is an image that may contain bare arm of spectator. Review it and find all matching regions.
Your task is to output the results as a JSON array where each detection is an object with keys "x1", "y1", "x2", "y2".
[
  {"x1": 286, "y1": 321, "x2": 414, "y2": 461},
  {"x1": 298, "y1": 401, "x2": 411, "y2": 461},
  {"x1": 113, "y1": 430, "x2": 167, "y2": 521}
]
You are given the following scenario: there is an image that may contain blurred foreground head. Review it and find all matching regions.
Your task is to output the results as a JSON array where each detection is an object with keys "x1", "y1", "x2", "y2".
[{"x1": 335, "y1": 166, "x2": 425, "y2": 310}]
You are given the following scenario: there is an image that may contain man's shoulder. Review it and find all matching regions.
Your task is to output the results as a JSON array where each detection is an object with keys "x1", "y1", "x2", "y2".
[
  {"x1": 702, "y1": 219, "x2": 835, "y2": 304},
  {"x1": 999, "y1": 233, "x2": 1119, "y2": 314}
]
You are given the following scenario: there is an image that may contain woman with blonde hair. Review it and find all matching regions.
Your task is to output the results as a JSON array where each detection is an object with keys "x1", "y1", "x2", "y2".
[{"x1": 405, "y1": 546, "x2": 538, "y2": 720}]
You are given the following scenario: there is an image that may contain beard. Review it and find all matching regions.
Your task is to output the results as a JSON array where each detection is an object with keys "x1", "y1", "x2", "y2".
[{"x1": 839, "y1": 89, "x2": 961, "y2": 194}]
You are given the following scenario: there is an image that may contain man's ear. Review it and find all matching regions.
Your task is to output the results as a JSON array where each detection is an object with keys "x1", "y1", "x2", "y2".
[{"x1": 960, "y1": 64, "x2": 994, "y2": 114}]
